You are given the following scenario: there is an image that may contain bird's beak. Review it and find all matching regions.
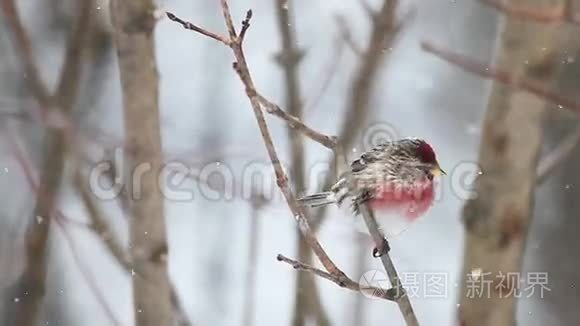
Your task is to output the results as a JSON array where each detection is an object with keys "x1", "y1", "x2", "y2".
[{"x1": 431, "y1": 163, "x2": 446, "y2": 176}]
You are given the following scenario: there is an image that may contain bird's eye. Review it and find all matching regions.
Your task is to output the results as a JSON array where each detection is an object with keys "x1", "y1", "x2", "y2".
[{"x1": 427, "y1": 173, "x2": 434, "y2": 181}]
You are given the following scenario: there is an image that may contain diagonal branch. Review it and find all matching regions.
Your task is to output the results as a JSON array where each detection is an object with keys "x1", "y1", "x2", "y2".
[
  {"x1": 73, "y1": 169, "x2": 131, "y2": 269},
  {"x1": 0, "y1": 0, "x2": 50, "y2": 103},
  {"x1": 256, "y1": 94, "x2": 337, "y2": 150},
  {"x1": 423, "y1": 40, "x2": 580, "y2": 185},
  {"x1": 421, "y1": 41, "x2": 580, "y2": 114},
  {"x1": 358, "y1": 204, "x2": 419, "y2": 325},
  {"x1": 166, "y1": 1, "x2": 349, "y2": 287},
  {"x1": 480, "y1": 0, "x2": 580, "y2": 25},
  {"x1": 53, "y1": 217, "x2": 122, "y2": 326},
  {"x1": 277, "y1": 254, "x2": 397, "y2": 301},
  {"x1": 4, "y1": 130, "x2": 121, "y2": 326},
  {"x1": 165, "y1": 13, "x2": 338, "y2": 151},
  {"x1": 165, "y1": 12, "x2": 229, "y2": 45},
  {"x1": 73, "y1": 168, "x2": 193, "y2": 326},
  {"x1": 303, "y1": 28, "x2": 346, "y2": 113},
  {"x1": 54, "y1": 0, "x2": 94, "y2": 110},
  {"x1": 536, "y1": 124, "x2": 580, "y2": 184}
]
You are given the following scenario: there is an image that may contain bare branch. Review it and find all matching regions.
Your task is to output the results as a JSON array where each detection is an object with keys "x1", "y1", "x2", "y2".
[
  {"x1": 536, "y1": 124, "x2": 580, "y2": 184},
  {"x1": 53, "y1": 217, "x2": 122, "y2": 326},
  {"x1": 480, "y1": 0, "x2": 580, "y2": 25},
  {"x1": 335, "y1": 15, "x2": 363, "y2": 56},
  {"x1": 220, "y1": 0, "x2": 238, "y2": 39},
  {"x1": 3, "y1": 1, "x2": 95, "y2": 324},
  {"x1": 74, "y1": 169, "x2": 131, "y2": 269},
  {"x1": 74, "y1": 167, "x2": 192, "y2": 326},
  {"x1": 167, "y1": 0, "x2": 348, "y2": 285},
  {"x1": 55, "y1": 0, "x2": 94, "y2": 110},
  {"x1": 0, "y1": 0, "x2": 50, "y2": 103},
  {"x1": 358, "y1": 204, "x2": 419, "y2": 325},
  {"x1": 166, "y1": 11, "x2": 337, "y2": 151},
  {"x1": 422, "y1": 41, "x2": 580, "y2": 114},
  {"x1": 256, "y1": 94, "x2": 337, "y2": 149},
  {"x1": 165, "y1": 12, "x2": 230, "y2": 45},
  {"x1": 167, "y1": 2, "x2": 421, "y2": 324},
  {"x1": 4, "y1": 131, "x2": 121, "y2": 326},
  {"x1": 277, "y1": 254, "x2": 397, "y2": 301},
  {"x1": 303, "y1": 32, "x2": 346, "y2": 113},
  {"x1": 239, "y1": 9, "x2": 253, "y2": 42}
]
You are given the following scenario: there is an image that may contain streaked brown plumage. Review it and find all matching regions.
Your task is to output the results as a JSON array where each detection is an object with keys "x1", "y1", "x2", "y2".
[{"x1": 299, "y1": 138, "x2": 444, "y2": 217}]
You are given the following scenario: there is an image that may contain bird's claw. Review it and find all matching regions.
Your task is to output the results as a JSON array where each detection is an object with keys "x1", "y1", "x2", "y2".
[{"x1": 372, "y1": 238, "x2": 390, "y2": 257}]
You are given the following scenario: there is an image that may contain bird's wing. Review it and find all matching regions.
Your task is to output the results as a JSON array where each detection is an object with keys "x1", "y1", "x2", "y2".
[{"x1": 350, "y1": 144, "x2": 391, "y2": 173}]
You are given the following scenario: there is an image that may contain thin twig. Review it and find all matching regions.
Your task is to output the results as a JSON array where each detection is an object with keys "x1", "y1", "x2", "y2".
[
  {"x1": 277, "y1": 254, "x2": 396, "y2": 301},
  {"x1": 256, "y1": 94, "x2": 337, "y2": 150},
  {"x1": 303, "y1": 32, "x2": 346, "y2": 113},
  {"x1": 480, "y1": 0, "x2": 580, "y2": 25},
  {"x1": 53, "y1": 217, "x2": 123, "y2": 326},
  {"x1": 536, "y1": 124, "x2": 580, "y2": 184},
  {"x1": 165, "y1": 11, "x2": 337, "y2": 151},
  {"x1": 358, "y1": 204, "x2": 419, "y2": 326},
  {"x1": 421, "y1": 41, "x2": 580, "y2": 114},
  {"x1": 335, "y1": 15, "x2": 364, "y2": 56},
  {"x1": 74, "y1": 168, "x2": 131, "y2": 269},
  {"x1": 165, "y1": 12, "x2": 230, "y2": 45}
]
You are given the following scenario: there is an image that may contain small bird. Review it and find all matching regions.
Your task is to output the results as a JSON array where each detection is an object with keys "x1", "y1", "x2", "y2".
[{"x1": 298, "y1": 138, "x2": 445, "y2": 255}]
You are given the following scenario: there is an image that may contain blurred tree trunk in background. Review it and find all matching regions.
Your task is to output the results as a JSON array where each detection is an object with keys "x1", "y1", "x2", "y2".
[
  {"x1": 273, "y1": 1, "x2": 331, "y2": 325},
  {"x1": 110, "y1": 0, "x2": 173, "y2": 325},
  {"x1": 530, "y1": 41, "x2": 580, "y2": 325},
  {"x1": 459, "y1": 1, "x2": 572, "y2": 325},
  {"x1": 2, "y1": 1, "x2": 93, "y2": 325}
]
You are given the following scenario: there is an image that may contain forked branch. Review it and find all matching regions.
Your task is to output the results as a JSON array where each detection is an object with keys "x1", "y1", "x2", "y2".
[
  {"x1": 166, "y1": 1, "x2": 346, "y2": 283},
  {"x1": 166, "y1": 11, "x2": 337, "y2": 151}
]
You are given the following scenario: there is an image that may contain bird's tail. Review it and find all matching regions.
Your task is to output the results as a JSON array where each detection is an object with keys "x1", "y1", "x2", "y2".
[{"x1": 298, "y1": 191, "x2": 336, "y2": 208}]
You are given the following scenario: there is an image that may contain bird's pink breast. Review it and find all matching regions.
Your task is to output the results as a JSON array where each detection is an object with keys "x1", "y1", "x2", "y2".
[{"x1": 369, "y1": 180, "x2": 435, "y2": 221}]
